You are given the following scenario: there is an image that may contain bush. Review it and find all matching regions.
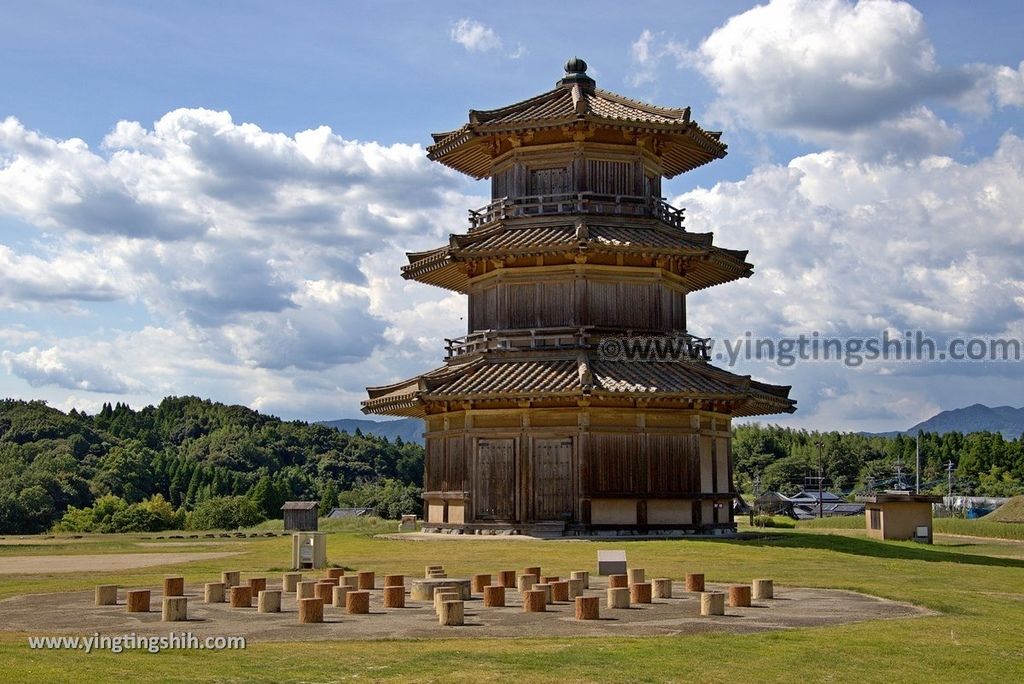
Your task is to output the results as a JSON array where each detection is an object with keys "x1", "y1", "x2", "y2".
[
  {"x1": 337, "y1": 479, "x2": 422, "y2": 519},
  {"x1": 186, "y1": 495, "x2": 265, "y2": 530},
  {"x1": 54, "y1": 493, "x2": 184, "y2": 533},
  {"x1": 751, "y1": 514, "x2": 796, "y2": 529}
]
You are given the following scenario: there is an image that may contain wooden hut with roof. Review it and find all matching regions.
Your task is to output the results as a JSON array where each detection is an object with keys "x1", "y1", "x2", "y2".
[{"x1": 363, "y1": 58, "x2": 795, "y2": 536}]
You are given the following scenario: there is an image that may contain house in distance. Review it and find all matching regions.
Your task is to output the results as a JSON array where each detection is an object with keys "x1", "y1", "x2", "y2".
[{"x1": 364, "y1": 59, "x2": 795, "y2": 536}]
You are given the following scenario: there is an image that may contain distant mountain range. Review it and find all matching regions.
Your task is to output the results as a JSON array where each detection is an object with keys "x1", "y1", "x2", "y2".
[
  {"x1": 319, "y1": 418, "x2": 424, "y2": 445},
  {"x1": 322, "y1": 404, "x2": 1024, "y2": 446}
]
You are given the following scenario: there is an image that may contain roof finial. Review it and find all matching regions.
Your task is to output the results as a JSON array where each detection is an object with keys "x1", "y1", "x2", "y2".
[{"x1": 558, "y1": 56, "x2": 595, "y2": 89}]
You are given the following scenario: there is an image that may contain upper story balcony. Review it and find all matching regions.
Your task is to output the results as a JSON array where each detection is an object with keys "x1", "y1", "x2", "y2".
[
  {"x1": 444, "y1": 326, "x2": 711, "y2": 362},
  {"x1": 468, "y1": 193, "x2": 685, "y2": 231}
]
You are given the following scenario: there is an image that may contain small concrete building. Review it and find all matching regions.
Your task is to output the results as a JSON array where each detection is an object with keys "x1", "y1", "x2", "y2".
[
  {"x1": 281, "y1": 501, "x2": 319, "y2": 531},
  {"x1": 856, "y1": 492, "x2": 942, "y2": 543}
]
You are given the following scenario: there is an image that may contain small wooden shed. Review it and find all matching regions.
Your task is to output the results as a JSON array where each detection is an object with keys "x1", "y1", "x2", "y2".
[
  {"x1": 856, "y1": 492, "x2": 942, "y2": 543},
  {"x1": 281, "y1": 501, "x2": 319, "y2": 531}
]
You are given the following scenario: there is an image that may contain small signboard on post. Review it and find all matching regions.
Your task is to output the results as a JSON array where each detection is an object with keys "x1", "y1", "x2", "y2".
[{"x1": 597, "y1": 550, "x2": 627, "y2": 576}]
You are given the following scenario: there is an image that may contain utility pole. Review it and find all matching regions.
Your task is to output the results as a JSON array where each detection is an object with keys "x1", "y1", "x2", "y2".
[
  {"x1": 916, "y1": 431, "x2": 921, "y2": 494},
  {"x1": 814, "y1": 440, "x2": 825, "y2": 518},
  {"x1": 895, "y1": 454, "x2": 905, "y2": 491},
  {"x1": 946, "y1": 460, "x2": 955, "y2": 499}
]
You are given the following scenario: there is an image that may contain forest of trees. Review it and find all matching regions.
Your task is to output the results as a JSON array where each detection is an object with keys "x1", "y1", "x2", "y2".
[
  {"x1": 0, "y1": 397, "x2": 423, "y2": 534},
  {"x1": 2, "y1": 395, "x2": 1022, "y2": 535},
  {"x1": 733, "y1": 423, "x2": 1024, "y2": 498}
]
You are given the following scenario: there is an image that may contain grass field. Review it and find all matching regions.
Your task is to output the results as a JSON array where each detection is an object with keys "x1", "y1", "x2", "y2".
[
  {"x1": 797, "y1": 514, "x2": 1024, "y2": 540},
  {"x1": 1, "y1": 520, "x2": 1022, "y2": 683}
]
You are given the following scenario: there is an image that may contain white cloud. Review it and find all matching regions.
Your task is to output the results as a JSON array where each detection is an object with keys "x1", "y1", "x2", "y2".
[
  {"x1": 2, "y1": 345, "x2": 144, "y2": 393},
  {"x1": 449, "y1": 18, "x2": 524, "y2": 59},
  {"x1": 632, "y1": 0, "x2": 1022, "y2": 158}
]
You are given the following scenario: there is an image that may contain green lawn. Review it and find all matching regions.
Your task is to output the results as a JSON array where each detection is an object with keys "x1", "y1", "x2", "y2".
[
  {"x1": 797, "y1": 514, "x2": 1024, "y2": 540},
  {"x1": 2, "y1": 521, "x2": 1023, "y2": 683}
]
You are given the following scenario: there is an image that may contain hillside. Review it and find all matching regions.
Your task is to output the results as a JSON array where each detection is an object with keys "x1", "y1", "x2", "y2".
[
  {"x1": 320, "y1": 418, "x2": 424, "y2": 445},
  {"x1": 905, "y1": 404, "x2": 1024, "y2": 439},
  {"x1": 985, "y1": 495, "x2": 1024, "y2": 523}
]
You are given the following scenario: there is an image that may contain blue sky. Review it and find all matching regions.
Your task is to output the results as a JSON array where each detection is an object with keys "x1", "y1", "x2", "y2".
[{"x1": 1, "y1": 0, "x2": 1023, "y2": 430}]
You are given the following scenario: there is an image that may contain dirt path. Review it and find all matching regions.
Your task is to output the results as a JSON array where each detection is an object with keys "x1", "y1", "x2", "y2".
[{"x1": 0, "y1": 552, "x2": 241, "y2": 574}]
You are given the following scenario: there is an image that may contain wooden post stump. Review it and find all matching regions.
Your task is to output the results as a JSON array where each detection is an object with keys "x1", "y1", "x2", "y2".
[
  {"x1": 542, "y1": 575, "x2": 559, "y2": 584},
  {"x1": 315, "y1": 581, "x2": 334, "y2": 603},
  {"x1": 522, "y1": 566, "x2": 541, "y2": 579},
  {"x1": 357, "y1": 571, "x2": 375, "y2": 590},
  {"x1": 652, "y1": 578, "x2": 673, "y2": 599},
  {"x1": 258, "y1": 590, "x2": 281, "y2": 613},
  {"x1": 551, "y1": 580, "x2": 570, "y2": 602},
  {"x1": 567, "y1": 578, "x2": 585, "y2": 599},
  {"x1": 533, "y1": 583, "x2": 553, "y2": 604},
  {"x1": 95, "y1": 585, "x2": 118, "y2": 606},
  {"x1": 499, "y1": 570, "x2": 517, "y2": 588},
  {"x1": 332, "y1": 585, "x2": 352, "y2": 608},
  {"x1": 517, "y1": 573, "x2": 538, "y2": 593},
  {"x1": 248, "y1": 577, "x2": 267, "y2": 594},
  {"x1": 608, "y1": 574, "x2": 628, "y2": 588},
  {"x1": 439, "y1": 600, "x2": 464, "y2": 626},
  {"x1": 575, "y1": 595, "x2": 600, "y2": 620},
  {"x1": 126, "y1": 589, "x2": 150, "y2": 613},
  {"x1": 163, "y1": 576, "x2": 184, "y2": 597},
  {"x1": 630, "y1": 582, "x2": 652, "y2": 604},
  {"x1": 700, "y1": 591, "x2": 725, "y2": 616},
  {"x1": 221, "y1": 571, "x2": 240, "y2": 588},
  {"x1": 383, "y1": 585, "x2": 405, "y2": 608},
  {"x1": 161, "y1": 596, "x2": 188, "y2": 622},
  {"x1": 298, "y1": 597, "x2": 323, "y2": 623},
  {"x1": 425, "y1": 565, "x2": 443, "y2": 577},
  {"x1": 606, "y1": 587, "x2": 631, "y2": 609},
  {"x1": 752, "y1": 578, "x2": 774, "y2": 599},
  {"x1": 204, "y1": 582, "x2": 226, "y2": 603},
  {"x1": 434, "y1": 590, "x2": 461, "y2": 614},
  {"x1": 571, "y1": 570, "x2": 590, "y2": 589},
  {"x1": 685, "y1": 573, "x2": 705, "y2": 592},
  {"x1": 327, "y1": 568, "x2": 345, "y2": 580},
  {"x1": 384, "y1": 574, "x2": 405, "y2": 588},
  {"x1": 728, "y1": 585, "x2": 751, "y2": 608},
  {"x1": 229, "y1": 585, "x2": 252, "y2": 608},
  {"x1": 471, "y1": 573, "x2": 491, "y2": 594},
  {"x1": 297, "y1": 580, "x2": 317, "y2": 599},
  {"x1": 522, "y1": 589, "x2": 547, "y2": 612},
  {"x1": 483, "y1": 585, "x2": 505, "y2": 607},
  {"x1": 282, "y1": 572, "x2": 302, "y2": 592},
  {"x1": 346, "y1": 590, "x2": 370, "y2": 614},
  {"x1": 340, "y1": 576, "x2": 359, "y2": 589}
]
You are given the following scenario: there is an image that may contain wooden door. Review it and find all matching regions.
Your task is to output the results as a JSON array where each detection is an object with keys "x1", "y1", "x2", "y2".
[
  {"x1": 477, "y1": 439, "x2": 515, "y2": 520},
  {"x1": 533, "y1": 438, "x2": 574, "y2": 520}
]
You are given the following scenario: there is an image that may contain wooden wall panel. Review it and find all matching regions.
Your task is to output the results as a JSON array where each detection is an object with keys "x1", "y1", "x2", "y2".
[
  {"x1": 533, "y1": 438, "x2": 573, "y2": 520},
  {"x1": 647, "y1": 434, "x2": 699, "y2": 494},
  {"x1": 425, "y1": 437, "x2": 444, "y2": 491},
  {"x1": 444, "y1": 436, "x2": 466, "y2": 491},
  {"x1": 477, "y1": 438, "x2": 515, "y2": 520},
  {"x1": 588, "y1": 433, "x2": 642, "y2": 495}
]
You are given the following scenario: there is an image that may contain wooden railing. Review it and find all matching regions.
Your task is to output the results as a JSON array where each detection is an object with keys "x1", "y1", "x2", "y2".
[
  {"x1": 467, "y1": 193, "x2": 685, "y2": 230},
  {"x1": 444, "y1": 327, "x2": 711, "y2": 361}
]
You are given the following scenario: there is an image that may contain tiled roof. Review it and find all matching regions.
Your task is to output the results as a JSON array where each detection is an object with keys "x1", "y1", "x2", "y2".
[
  {"x1": 463, "y1": 86, "x2": 688, "y2": 128},
  {"x1": 431, "y1": 358, "x2": 579, "y2": 396}
]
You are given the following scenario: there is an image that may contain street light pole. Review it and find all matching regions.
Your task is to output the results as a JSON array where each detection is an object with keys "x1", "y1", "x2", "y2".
[{"x1": 814, "y1": 440, "x2": 825, "y2": 519}]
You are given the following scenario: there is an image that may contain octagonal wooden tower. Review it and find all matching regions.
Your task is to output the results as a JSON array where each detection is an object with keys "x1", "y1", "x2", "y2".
[{"x1": 364, "y1": 59, "x2": 795, "y2": 536}]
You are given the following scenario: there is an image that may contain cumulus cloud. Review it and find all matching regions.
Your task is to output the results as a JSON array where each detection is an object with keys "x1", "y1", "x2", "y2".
[
  {"x1": 449, "y1": 18, "x2": 525, "y2": 59},
  {"x1": 0, "y1": 110, "x2": 473, "y2": 411},
  {"x1": 631, "y1": 0, "x2": 1022, "y2": 158}
]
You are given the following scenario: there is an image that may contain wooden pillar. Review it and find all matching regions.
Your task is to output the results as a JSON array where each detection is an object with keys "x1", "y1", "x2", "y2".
[
  {"x1": 542, "y1": 575, "x2": 560, "y2": 584},
  {"x1": 434, "y1": 591, "x2": 461, "y2": 614},
  {"x1": 357, "y1": 571, "x2": 375, "y2": 590},
  {"x1": 327, "y1": 568, "x2": 345, "y2": 580},
  {"x1": 439, "y1": 600, "x2": 464, "y2": 626},
  {"x1": 728, "y1": 585, "x2": 751, "y2": 607},
  {"x1": 522, "y1": 589, "x2": 546, "y2": 612},
  {"x1": 627, "y1": 568, "x2": 645, "y2": 585},
  {"x1": 606, "y1": 587, "x2": 630, "y2": 609},
  {"x1": 346, "y1": 590, "x2": 370, "y2": 614},
  {"x1": 652, "y1": 578, "x2": 673, "y2": 599},
  {"x1": 551, "y1": 580, "x2": 570, "y2": 602},
  {"x1": 332, "y1": 585, "x2": 352, "y2": 607},
  {"x1": 753, "y1": 578, "x2": 774, "y2": 599},
  {"x1": 340, "y1": 576, "x2": 359, "y2": 589},
  {"x1": 483, "y1": 585, "x2": 505, "y2": 607},
  {"x1": 570, "y1": 570, "x2": 589, "y2": 589},
  {"x1": 425, "y1": 565, "x2": 444, "y2": 578},
  {"x1": 517, "y1": 574, "x2": 538, "y2": 593},
  {"x1": 498, "y1": 570, "x2": 517, "y2": 588},
  {"x1": 522, "y1": 566, "x2": 541, "y2": 579},
  {"x1": 533, "y1": 583, "x2": 553, "y2": 605},
  {"x1": 126, "y1": 589, "x2": 150, "y2": 613},
  {"x1": 282, "y1": 572, "x2": 302, "y2": 592},
  {"x1": 471, "y1": 573, "x2": 491, "y2": 594},
  {"x1": 163, "y1": 576, "x2": 184, "y2": 597},
  {"x1": 567, "y1": 578, "x2": 584, "y2": 599},
  {"x1": 700, "y1": 591, "x2": 725, "y2": 616},
  {"x1": 685, "y1": 573, "x2": 705, "y2": 592},
  {"x1": 384, "y1": 574, "x2": 405, "y2": 588},
  {"x1": 298, "y1": 597, "x2": 323, "y2": 623},
  {"x1": 296, "y1": 580, "x2": 317, "y2": 599},
  {"x1": 95, "y1": 585, "x2": 118, "y2": 606},
  {"x1": 229, "y1": 585, "x2": 252, "y2": 608},
  {"x1": 383, "y1": 585, "x2": 405, "y2": 608},
  {"x1": 575, "y1": 595, "x2": 600, "y2": 620},
  {"x1": 315, "y1": 582, "x2": 334, "y2": 603},
  {"x1": 221, "y1": 571, "x2": 240, "y2": 588},
  {"x1": 204, "y1": 582, "x2": 226, "y2": 603},
  {"x1": 248, "y1": 577, "x2": 267, "y2": 595},
  {"x1": 608, "y1": 574, "x2": 628, "y2": 588},
  {"x1": 258, "y1": 590, "x2": 282, "y2": 613},
  {"x1": 630, "y1": 582, "x2": 652, "y2": 604},
  {"x1": 161, "y1": 596, "x2": 188, "y2": 622}
]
